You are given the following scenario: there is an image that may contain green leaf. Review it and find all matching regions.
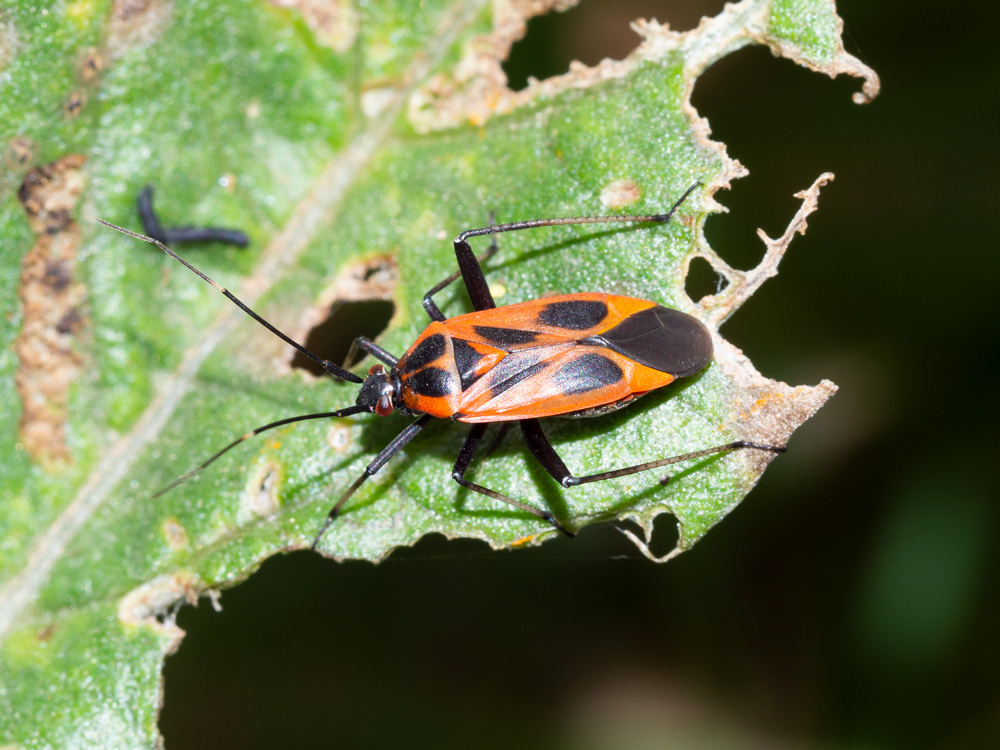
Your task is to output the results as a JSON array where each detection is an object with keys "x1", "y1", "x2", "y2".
[{"x1": 0, "y1": 0, "x2": 876, "y2": 746}]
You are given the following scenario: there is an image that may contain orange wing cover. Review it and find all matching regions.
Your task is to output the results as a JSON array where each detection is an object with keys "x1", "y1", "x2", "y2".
[{"x1": 396, "y1": 293, "x2": 679, "y2": 423}]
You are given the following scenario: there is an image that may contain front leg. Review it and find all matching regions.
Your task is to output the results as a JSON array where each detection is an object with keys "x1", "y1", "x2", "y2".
[{"x1": 344, "y1": 336, "x2": 398, "y2": 369}]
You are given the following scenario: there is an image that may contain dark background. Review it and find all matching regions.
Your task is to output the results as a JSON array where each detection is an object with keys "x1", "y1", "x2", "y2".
[{"x1": 161, "y1": 2, "x2": 1000, "y2": 747}]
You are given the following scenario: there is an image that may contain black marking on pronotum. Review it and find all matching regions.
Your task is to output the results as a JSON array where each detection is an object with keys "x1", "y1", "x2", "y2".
[
  {"x1": 537, "y1": 300, "x2": 609, "y2": 330},
  {"x1": 584, "y1": 304, "x2": 713, "y2": 377},
  {"x1": 553, "y1": 353, "x2": 624, "y2": 395},
  {"x1": 407, "y1": 366, "x2": 455, "y2": 398},
  {"x1": 138, "y1": 185, "x2": 250, "y2": 248},
  {"x1": 453, "y1": 339, "x2": 485, "y2": 389},
  {"x1": 473, "y1": 325, "x2": 538, "y2": 347},
  {"x1": 403, "y1": 333, "x2": 447, "y2": 370}
]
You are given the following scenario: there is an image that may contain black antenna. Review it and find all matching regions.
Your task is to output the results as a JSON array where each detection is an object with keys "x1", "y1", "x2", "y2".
[
  {"x1": 152, "y1": 406, "x2": 367, "y2": 498},
  {"x1": 98, "y1": 219, "x2": 363, "y2": 384}
]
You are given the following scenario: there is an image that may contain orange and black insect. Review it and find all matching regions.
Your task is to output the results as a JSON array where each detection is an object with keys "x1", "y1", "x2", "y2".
[{"x1": 100, "y1": 183, "x2": 784, "y2": 548}]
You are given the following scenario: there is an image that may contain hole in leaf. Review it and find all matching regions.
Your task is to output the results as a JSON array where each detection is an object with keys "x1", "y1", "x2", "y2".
[
  {"x1": 504, "y1": 0, "x2": 726, "y2": 91},
  {"x1": 290, "y1": 299, "x2": 395, "y2": 375},
  {"x1": 684, "y1": 256, "x2": 727, "y2": 303},
  {"x1": 647, "y1": 512, "x2": 681, "y2": 558}
]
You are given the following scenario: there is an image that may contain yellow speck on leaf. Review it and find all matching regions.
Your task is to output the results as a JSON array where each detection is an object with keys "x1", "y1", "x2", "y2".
[{"x1": 66, "y1": 0, "x2": 98, "y2": 27}]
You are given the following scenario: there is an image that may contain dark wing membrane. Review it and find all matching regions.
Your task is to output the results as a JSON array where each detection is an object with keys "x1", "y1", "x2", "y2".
[{"x1": 585, "y1": 304, "x2": 713, "y2": 377}]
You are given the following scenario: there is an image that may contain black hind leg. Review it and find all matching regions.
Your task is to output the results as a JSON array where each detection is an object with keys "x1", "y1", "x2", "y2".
[{"x1": 519, "y1": 418, "x2": 785, "y2": 487}]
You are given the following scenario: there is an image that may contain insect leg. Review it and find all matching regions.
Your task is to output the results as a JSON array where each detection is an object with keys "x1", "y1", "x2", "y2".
[
  {"x1": 455, "y1": 182, "x2": 700, "y2": 253},
  {"x1": 451, "y1": 184, "x2": 698, "y2": 312},
  {"x1": 424, "y1": 214, "x2": 498, "y2": 320},
  {"x1": 451, "y1": 423, "x2": 573, "y2": 536},
  {"x1": 519, "y1": 419, "x2": 574, "y2": 484},
  {"x1": 483, "y1": 421, "x2": 513, "y2": 458},
  {"x1": 311, "y1": 414, "x2": 432, "y2": 549},
  {"x1": 565, "y1": 440, "x2": 786, "y2": 486},
  {"x1": 344, "y1": 336, "x2": 398, "y2": 368},
  {"x1": 520, "y1": 418, "x2": 785, "y2": 488}
]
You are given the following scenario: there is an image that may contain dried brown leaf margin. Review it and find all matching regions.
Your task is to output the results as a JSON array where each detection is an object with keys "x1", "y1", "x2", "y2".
[
  {"x1": 626, "y1": 174, "x2": 840, "y2": 562},
  {"x1": 409, "y1": 0, "x2": 879, "y2": 132}
]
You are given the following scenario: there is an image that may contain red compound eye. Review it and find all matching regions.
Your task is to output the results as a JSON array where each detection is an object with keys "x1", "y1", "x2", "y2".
[
  {"x1": 375, "y1": 395, "x2": 393, "y2": 417},
  {"x1": 369, "y1": 364, "x2": 385, "y2": 376}
]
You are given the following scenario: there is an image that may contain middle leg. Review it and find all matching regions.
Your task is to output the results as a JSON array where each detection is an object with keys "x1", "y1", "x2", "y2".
[{"x1": 451, "y1": 423, "x2": 572, "y2": 536}]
